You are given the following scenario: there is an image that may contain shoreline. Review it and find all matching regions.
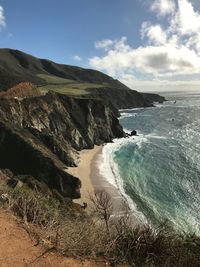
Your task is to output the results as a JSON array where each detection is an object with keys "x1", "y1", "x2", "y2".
[
  {"x1": 67, "y1": 144, "x2": 129, "y2": 215},
  {"x1": 91, "y1": 145, "x2": 128, "y2": 216},
  {"x1": 67, "y1": 145, "x2": 101, "y2": 207}
]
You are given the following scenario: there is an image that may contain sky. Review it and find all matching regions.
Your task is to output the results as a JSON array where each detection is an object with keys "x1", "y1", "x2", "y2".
[{"x1": 1, "y1": 0, "x2": 200, "y2": 91}]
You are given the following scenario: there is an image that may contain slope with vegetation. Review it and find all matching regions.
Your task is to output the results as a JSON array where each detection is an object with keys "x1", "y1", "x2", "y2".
[
  {"x1": 0, "y1": 169, "x2": 199, "y2": 267},
  {"x1": 0, "y1": 48, "x2": 165, "y2": 108},
  {"x1": 0, "y1": 48, "x2": 184, "y2": 266},
  {"x1": 0, "y1": 82, "x2": 41, "y2": 99}
]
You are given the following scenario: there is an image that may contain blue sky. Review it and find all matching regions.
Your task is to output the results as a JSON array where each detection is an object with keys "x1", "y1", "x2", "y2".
[
  {"x1": 0, "y1": 0, "x2": 148, "y2": 62},
  {"x1": 1, "y1": 0, "x2": 200, "y2": 91}
]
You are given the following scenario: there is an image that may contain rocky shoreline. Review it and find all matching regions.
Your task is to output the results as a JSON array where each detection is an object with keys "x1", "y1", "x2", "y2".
[
  {"x1": 0, "y1": 49, "x2": 165, "y2": 202},
  {"x1": 0, "y1": 92, "x2": 125, "y2": 200},
  {"x1": 0, "y1": 90, "x2": 165, "y2": 202}
]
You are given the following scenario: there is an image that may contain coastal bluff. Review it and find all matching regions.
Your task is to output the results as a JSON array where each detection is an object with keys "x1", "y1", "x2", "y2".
[
  {"x1": 0, "y1": 48, "x2": 165, "y2": 201},
  {"x1": 0, "y1": 92, "x2": 124, "y2": 199}
]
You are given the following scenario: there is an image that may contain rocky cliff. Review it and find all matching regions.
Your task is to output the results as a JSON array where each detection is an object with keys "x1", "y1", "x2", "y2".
[
  {"x1": 0, "y1": 92, "x2": 124, "y2": 199},
  {"x1": 90, "y1": 87, "x2": 165, "y2": 109},
  {"x1": 0, "y1": 48, "x2": 165, "y2": 201}
]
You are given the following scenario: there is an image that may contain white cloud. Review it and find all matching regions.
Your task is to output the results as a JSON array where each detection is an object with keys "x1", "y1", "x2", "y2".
[
  {"x1": 90, "y1": 40, "x2": 200, "y2": 77},
  {"x1": 0, "y1": 6, "x2": 6, "y2": 29},
  {"x1": 150, "y1": 0, "x2": 176, "y2": 16},
  {"x1": 89, "y1": 37, "x2": 132, "y2": 77},
  {"x1": 95, "y1": 37, "x2": 129, "y2": 52},
  {"x1": 176, "y1": 0, "x2": 200, "y2": 35},
  {"x1": 89, "y1": 0, "x2": 200, "y2": 89},
  {"x1": 141, "y1": 23, "x2": 167, "y2": 45},
  {"x1": 95, "y1": 39, "x2": 114, "y2": 50},
  {"x1": 73, "y1": 55, "x2": 82, "y2": 61},
  {"x1": 168, "y1": 0, "x2": 200, "y2": 52},
  {"x1": 119, "y1": 73, "x2": 137, "y2": 89}
]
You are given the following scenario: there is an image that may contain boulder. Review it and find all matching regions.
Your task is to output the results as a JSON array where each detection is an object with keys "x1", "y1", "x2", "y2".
[{"x1": 130, "y1": 130, "x2": 137, "y2": 136}]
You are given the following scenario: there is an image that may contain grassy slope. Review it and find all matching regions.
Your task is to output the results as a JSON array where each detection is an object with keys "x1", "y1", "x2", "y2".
[
  {"x1": 37, "y1": 74, "x2": 107, "y2": 95},
  {"x1": 0, "y1": 49, "x2": 126, "y2": 96},
  {"x1": 0, "y1": 49, "x2": 165, "y2": 107}
]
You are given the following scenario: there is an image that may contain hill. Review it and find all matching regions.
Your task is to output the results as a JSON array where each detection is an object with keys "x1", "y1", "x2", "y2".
[
  {"x1": 0, "y1": 48, "x2": 165, "y2": 108},
  {"x1": 0, "y1": 48, "x2": 129, "y2": 91}
]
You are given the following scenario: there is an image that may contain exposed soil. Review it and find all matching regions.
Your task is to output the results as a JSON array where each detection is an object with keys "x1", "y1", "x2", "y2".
[{"x1": 0, "y1": 209, "x2": 109, "y2": 267}]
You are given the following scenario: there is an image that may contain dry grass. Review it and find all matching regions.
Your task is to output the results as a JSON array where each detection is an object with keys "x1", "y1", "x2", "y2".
[
  {"x1": 0, "y1": 82, "x2": 41, "y2": 99},
  {"x1": 39, "y1": 84, "x2": 89, "y2": 95},
  {"x1": 0, "y1": 185, "x2": 199, "y2": 267}
]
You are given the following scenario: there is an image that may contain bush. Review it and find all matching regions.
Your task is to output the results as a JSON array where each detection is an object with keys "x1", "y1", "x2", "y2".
[
  {"x1": 8, "y1": 185, "x2": 60, "y2": 226},
  {"x1": 1, "y1": 185, "x2": 200, "y2": 266}
]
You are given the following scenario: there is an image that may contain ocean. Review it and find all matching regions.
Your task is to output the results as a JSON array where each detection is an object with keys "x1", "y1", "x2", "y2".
[{"x1": 100, "y1": 91, "x2": 200, "y2": 235}]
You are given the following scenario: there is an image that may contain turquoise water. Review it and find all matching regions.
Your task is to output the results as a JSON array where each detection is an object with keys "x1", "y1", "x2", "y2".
[{"x1": 102, "y1": 92, "x2": 200, "y2": 234}]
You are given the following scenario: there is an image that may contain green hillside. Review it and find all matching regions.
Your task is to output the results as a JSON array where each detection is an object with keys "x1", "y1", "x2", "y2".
[
  {"x1": 0, "y1": 48, "x2": 165, "y2": 108},
  {"x1": 0, "y1": 48, "x2": 127, "y2": 94}
]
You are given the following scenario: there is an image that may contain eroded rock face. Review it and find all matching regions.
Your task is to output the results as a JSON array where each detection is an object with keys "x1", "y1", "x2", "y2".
[
  {"x1": 90, "y1": 87, "x2": 165, "y2": 109},
  {"x1": 0, "y1": 119, "x2": 81, "y2": 198},
  {"x1": 0, "y1": 92, "x2": 124, "y2": 199},
  {"x1": 0, "y1": 92, "x2": 124, "y2": 164}
]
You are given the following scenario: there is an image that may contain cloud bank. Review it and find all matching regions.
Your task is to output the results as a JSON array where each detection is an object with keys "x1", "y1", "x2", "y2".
[{"x1": 89, "y1": 0, "x2": 200, "y2": 88}]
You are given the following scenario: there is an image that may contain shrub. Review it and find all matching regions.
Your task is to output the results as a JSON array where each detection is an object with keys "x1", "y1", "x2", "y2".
[
  {"x1": 8, "y1": 185, "x2": 60, "y2": 226},
  {"x1": 1, "y1": 184, "x2": 200, "y2": 266}
]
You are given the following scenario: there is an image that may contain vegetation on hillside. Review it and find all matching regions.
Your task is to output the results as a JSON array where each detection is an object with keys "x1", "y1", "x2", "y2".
[
  {"x1": 0, "y1": 49, "x2": 165, "y2": 109},
  {"x1": 37, "y1": 74, "x2": 107, "y2": 95},
  {"x1": 0, "y1": 82, "x2": 41, "y2": 99},
  {"x1": 0, "y1": 49, "x2": 124, "y2": 92},
  {"x1": 0, "y1": 176, "x2": 199, "y2": 267}
]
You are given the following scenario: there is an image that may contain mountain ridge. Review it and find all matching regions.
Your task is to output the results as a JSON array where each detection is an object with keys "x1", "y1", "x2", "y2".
[
  {"x1": 0, "y1": 48, "x2": 165, "y2": 109},
  {"x1": 0, "y1": 48, "x2": 129, "y2": 90}
]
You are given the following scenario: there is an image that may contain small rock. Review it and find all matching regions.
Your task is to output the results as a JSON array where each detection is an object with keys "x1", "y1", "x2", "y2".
[{"x1": 130, "y1": 130, "x2": 137, "y2": 136}]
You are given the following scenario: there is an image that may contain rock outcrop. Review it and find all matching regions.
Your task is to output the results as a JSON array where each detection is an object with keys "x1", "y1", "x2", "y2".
[
  {"x1": 0, "y1": 92, "x2": 124, "y2": 199},
  {"x1": 91, "y1": 87, "x2": 165, "y2": 109},
  {"x1": 142, "y1": 93, "x2": 166, "y2": 104}
]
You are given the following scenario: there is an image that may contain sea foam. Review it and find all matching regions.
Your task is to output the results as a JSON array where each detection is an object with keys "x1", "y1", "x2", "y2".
[{"x1": 98, "y1": 137, "x2": 148, "y2": 224}]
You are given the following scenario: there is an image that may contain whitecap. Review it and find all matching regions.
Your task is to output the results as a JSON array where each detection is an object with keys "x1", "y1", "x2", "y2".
[
  {"x1": 119, "y1": 107, "x2": 145, "y2": 112},
  {"x1": 98, "y1": 137, "x2": 148, "y2": 224},
  {"x1": 120, "y1": 112, "x2": 137, "y2": 119},
  {"x1": 146, "y1": 133, "x2": 167, "y2": 140}
]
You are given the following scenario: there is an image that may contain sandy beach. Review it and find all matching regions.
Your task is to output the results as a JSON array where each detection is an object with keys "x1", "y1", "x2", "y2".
[
  {"x1": 67, "y1": 145, "x2": 102, "y2": 206},
  {"x1": 67, "y1": 145, "x2": 127, "y2": 215}
]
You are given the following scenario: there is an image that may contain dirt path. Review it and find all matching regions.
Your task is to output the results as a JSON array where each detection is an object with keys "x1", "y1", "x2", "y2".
[{"x1": 0, "y1": 209, "x2": 107, "y2": 267}]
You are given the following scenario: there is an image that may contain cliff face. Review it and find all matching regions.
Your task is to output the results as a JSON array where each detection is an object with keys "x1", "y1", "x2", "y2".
[
  {"x1": 0, "y1": 119, "x2": 81, "y2": 199},
  {"x1": 0, "y1": 48, "x2": 166, "y2": 201},
  {"x1": 91, "y1": 88, "x2": 165, "y2": 109},
  {"x1": 0, "y1": 92, "x2": 124, "y2": 199},
  {"x1": 142, "y1": 93, "x2": 166, "y2": 104}
]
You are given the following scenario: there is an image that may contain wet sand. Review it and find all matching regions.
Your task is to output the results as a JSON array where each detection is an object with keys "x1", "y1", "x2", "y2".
[{"x1": 67, "y1": 145, "x2": 127, "y2": 215}]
